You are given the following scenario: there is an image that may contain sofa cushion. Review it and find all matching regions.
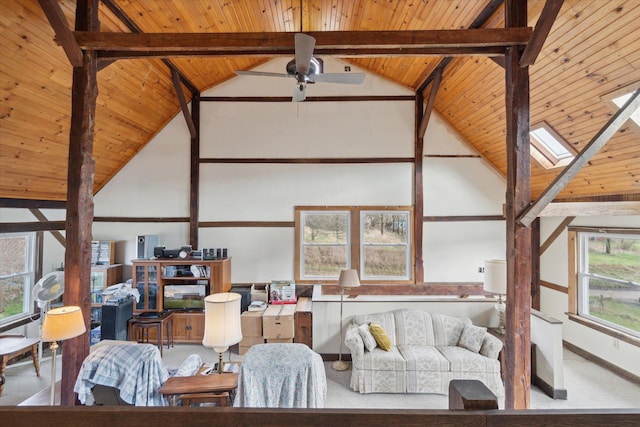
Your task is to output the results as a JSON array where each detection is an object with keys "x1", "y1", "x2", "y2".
[
  {"x1": 356, "y1": 347, "x2": 406, "y2": 371},
  {"x1": 431, "y1": 314, "x2": 467, "y2": 347},
  {"x1": 358, "y1": 323, "x2": 378, "y2": 351},
  {"x1": 458, "y1": 324, "x2": 487, "y2": 353},
  {"x1": 393, "y1": 309, "x2": 435, "y2": 346},
  {"x1": 398, "y1": 345, "x2": 450, "y2": 371},
  {"x1": 353, "y1": 311, "x2": 397, "y2": 346},
  {"x1": 438, "y1": 346, "x2": 501, "y2": 373},
  {"x1": 369, "y1": 322, "x2": 392, "y2": 351}
]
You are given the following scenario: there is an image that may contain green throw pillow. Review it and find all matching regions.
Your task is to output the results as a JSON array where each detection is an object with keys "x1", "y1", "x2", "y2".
[{"x1": 369, "y1": 322, "x2": 391, "y2": 351}]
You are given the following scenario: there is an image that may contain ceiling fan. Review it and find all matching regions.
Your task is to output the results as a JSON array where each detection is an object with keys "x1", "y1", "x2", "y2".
[{"x1": 235, "y1": 33, "x2": 365, "y2": 102}]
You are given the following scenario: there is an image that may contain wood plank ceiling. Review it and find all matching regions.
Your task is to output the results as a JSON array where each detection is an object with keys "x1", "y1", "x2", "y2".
[{"x1": 1, "y1": 0, "x2": 639, "y2": 202}]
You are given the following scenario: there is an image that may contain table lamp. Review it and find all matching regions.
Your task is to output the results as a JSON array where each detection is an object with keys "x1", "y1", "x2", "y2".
[
  {"x1": 41, "y1": 305, "x2": 86, "y2": 405},
  {"x1": 333, "y1": 269, "x2": 360, "y2": 371},
  {"x1": 483, "y1": 259, "x2": 507, "y2": 334},
  {"x1": 203, "y1": 292, "x2": 242, "y2": 373}
]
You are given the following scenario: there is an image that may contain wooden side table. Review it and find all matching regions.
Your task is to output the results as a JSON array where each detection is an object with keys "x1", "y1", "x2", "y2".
[
  {"x1": 0, "y1": 335, "x2": 40, "y2": 396},
  {"x1": 128, "y1": 311, "x2": 175, "y2": 356},
  {"x1": 159, "y1": 372, "x2": 239, "y2": 406}
]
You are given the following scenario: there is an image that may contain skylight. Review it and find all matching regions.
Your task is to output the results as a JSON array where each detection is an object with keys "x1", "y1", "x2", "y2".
[
  {"x1": 612, "y1": 92, "x2": 640, "y2": 126},
  {"x1": 530, "y1": 122, "x2": 575, "y2": 169}
]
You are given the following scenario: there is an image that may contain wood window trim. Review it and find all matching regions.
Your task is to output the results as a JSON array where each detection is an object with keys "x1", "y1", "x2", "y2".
[
  {"x1": 567, "y1": 226, "x2": 640, "y2": 343},
  {"x1": 294, "y1": 206, "x2": 415, "y2": 285}
]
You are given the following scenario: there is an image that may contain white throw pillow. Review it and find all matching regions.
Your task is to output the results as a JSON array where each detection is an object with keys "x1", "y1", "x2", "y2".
[
  {"x1": 458, "y1": 324, "x2": 487, "y2": 353},
  {"x1": 358, "y1": 323, "x2": 378, "y2": 351}
]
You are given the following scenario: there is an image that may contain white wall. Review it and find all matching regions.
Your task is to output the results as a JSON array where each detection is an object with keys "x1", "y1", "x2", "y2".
[
  {"x1": 2, "y1": 57, "x2": 506, "y2": 343},
  {"x1": 539, "y1": 215, "x2": 640, "y2": 378}
]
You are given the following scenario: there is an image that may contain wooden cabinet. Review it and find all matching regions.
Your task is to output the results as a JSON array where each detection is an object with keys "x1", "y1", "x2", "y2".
[
  {"x1": 131, "y1": 258, "x2": 232, "y2": 314},
  {"x1": 173, "y1": 312, "x2": 205, "y2": 343},
  {"x1": 294, "y1": 297, "x2": 313, "y2": 348}
]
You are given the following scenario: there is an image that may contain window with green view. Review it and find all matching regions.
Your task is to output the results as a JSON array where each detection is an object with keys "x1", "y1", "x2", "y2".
[{"x1": 577, "y1": 232, "x2": 640, "y2": 338}]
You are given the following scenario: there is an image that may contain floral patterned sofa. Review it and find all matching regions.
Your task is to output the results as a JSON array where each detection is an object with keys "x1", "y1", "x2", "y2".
[{"x1": 344, "y1": 308, "x2": 504, "y2": 396}]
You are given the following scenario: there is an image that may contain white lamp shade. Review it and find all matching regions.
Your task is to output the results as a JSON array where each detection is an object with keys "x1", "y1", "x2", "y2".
[
  {"x1": 41, "y1": 306, "x2": 86, "y2": 342},
  {"x1": 202, "y1": 292, "x2": 242, "y2": 353},
  {"x1": 338, "y1": 269, "x2": 360, "y2": 288},
  {"x1": 484, "y1": 259, "x2": 507, "y2": 294}
]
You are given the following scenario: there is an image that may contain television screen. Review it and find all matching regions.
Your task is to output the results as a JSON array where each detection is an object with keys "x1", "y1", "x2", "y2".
[{"x1": 163, "y1": 283, "x2": 207, "y2": 310}]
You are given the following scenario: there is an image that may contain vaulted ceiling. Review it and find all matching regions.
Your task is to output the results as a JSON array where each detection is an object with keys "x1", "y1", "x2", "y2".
[{"x1": 1, "y1": 0, "x2": 639, "y2": 202}]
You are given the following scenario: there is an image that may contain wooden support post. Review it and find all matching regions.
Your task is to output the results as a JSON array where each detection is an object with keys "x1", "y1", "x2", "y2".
[
  {"x1": 414, "y1": 92, "x2": 425, "y2": 284},
  {"x1": 504, "y1": 0, "x2": 532, "y2": 410},
  {"x1": 61, "y1": 0, "x2": 99, "y2": 406},
  {"x1": 189, "y1": 93, "x2": 200, "y2": 249}
]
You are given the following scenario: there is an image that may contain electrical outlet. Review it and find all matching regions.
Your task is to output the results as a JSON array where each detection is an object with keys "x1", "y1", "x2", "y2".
[
  {"x1": 344, "y1": 66, "x2": 351, "y2": 72},
  {"x1": 478, "y1": 267, "x2": 484, "y2": 273}
]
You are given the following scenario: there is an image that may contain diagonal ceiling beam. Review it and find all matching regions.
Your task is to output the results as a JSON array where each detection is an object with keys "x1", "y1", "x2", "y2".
[
  {"x1": 520, "y1": 0, "x2": 565, "y2": 67},
  {"x1": 38, "y1": 0, "x2": 83, "y2": 66},
  {"x1": 418, "y1": 69, "x2": 443, "y2": 138},
  {"x1": 99, "y1": 0, "x2": 198, "y2": 95},
  {"x1": 417, "y1": 0, "x2": 504, "y2": 92},
  {"x1": 518, "y1": 89, "x2": 640, "y2": 227},
  {"x1": 73, "y1": 28, "x2": 532, "y2": 59},
  {"x1": 171, "y1": 69, "x2": 196, "y2": 138}
]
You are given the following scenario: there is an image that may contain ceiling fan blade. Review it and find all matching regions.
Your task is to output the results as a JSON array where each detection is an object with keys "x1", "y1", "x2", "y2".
[
  {"x1": 292, "y1": 83, "x2": 307, "y2": 102},
  {"x1": 294, "y1": 33, "x2": 316, "y2": 75},
  {"x1": 310, "y1": 73, "x2": 366, "y2": 85},
  {"x1": 235, "y1": 70, "x2": 291, "y2": 78}
]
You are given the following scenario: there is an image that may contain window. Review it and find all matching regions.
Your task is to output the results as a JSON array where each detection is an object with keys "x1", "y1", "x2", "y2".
[
  {"x1": 530, "y1": 122, "x2": 575, "y2": 169},
  {"x1": 603, "y1": 82, "x2": 640, "y2": 133},
  {"x1": 576, "y1": 231, "x2": 640, "y2": 338},
  {"x1": 0, "y1": 232, "x2": 36, "y2": 326},
  {"x1": 295, "y1": 206, "x2": 413, "y2": 283}
]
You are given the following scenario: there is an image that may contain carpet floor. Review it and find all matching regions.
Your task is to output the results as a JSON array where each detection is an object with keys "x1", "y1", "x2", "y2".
[{"x1": 1, "y1": 343, "x2": 638, "y2": 409}]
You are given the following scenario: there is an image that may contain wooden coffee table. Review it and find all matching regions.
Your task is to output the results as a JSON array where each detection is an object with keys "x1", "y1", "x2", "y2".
[
  {"x1": 0, "y1": 335, "x2": 40, "y2": 397},
  {"x1": 159, "y1": 371, "x2": 239, "y2": 406}
]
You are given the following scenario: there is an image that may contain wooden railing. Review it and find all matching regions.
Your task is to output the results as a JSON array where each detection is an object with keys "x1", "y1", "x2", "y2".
[{"x1": 2, "y1": 407, "x2": 639, "y2": 427}]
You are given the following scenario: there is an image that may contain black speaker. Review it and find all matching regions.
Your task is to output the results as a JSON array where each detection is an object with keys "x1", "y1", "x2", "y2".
[{"x1": 101, "y1": 297, "x2": 134, "y2": 341}]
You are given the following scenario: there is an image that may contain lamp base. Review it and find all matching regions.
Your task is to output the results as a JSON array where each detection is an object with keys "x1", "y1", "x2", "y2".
[{"x1": 332, "y1": 360, "x2": 350, "y2": 371}]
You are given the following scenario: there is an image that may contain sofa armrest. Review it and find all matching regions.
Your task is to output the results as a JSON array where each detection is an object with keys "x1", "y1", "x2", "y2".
[
  {"x1": 344, "y1": 323, "x2": 364, "y2": 357},
  {"x1": 479, "y1": 333, "x2": 503, "y2": 359}
]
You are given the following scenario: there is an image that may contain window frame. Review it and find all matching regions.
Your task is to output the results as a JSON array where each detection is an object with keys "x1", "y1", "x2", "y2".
[
  {"x1": 530, "y1": 121, "x2": 576, "y2": 169},
  {"x1": 569, "y1": 227, "x2": 640, "y2": 341},
  {"x1": 295, "y1": 206, "x2": 414, "y2": 284},
  {"x1": 359, "y1": 210, "x2": 411, "y2": 281},
  {"x1": 0, "y1": 232, "x2": 37, "y2": 328}
]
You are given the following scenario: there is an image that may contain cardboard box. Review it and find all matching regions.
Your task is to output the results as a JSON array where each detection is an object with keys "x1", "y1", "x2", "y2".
[
  {"x1": 262, "y1": 304, "x2": 295, "y2": 339},
  {"x1": 239, "y1": 336, "x2": 264, "y2": 355},
  {"x1": 266, "y1": 338, "x2": 293, "y2": 343},
  {"x1": 241, "y1": 311, "x2": 264, "y2": 337},
  {"x1": 251, "y1": 284, "x2": 268, "y2": 303}
]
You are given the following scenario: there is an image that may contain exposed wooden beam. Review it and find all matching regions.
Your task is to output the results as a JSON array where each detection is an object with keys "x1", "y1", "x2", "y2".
[
  {"x1": 518, "y1": 89, "x2": 640, "y2": 227},
  {"x1": 200, "y1": 95, "x2": 414, "y2": 102},
  {"x1": 73, "y1": 28, "x2": 532, "y2": 58},
  {"x1": 99, "y1": 0, "x2": 198, "y2": 94},
  {"x1": 200, "y1": 157, "x2": 413, "y2": 164},
  {"x1": 424, "y1": 215, "x2": 505, "y2": 222},
  {"x1": 414, "y1": 91, "x2": 425, "y2": 284},
  {"x1": 189, "y1": 94, "x2": 200, "y2": 250},
  {"x1": 417, "y1": 0, "x2": 504, "y2": 92},
  {"x1": 540, "y1": 202, "x2": 640, "y2": 217},
  {"x1": 29, "y1": 209, "x2": 66, "y2": 248},
  {"x1": 418, "y1": 69, "x2": 442, "y2": 138},
  {"x1": 37, "y1": 0, "x2": 83, "y2": 67},
  {"x1": 540, "y1": 216, "x2": 575, "y2": 255},
  {"x1": 0, "y1": 221, "x2": 66, "y2": 233},
  {"x1": 171, "y1": 69, "x2": 196, "y2": 138},
  {"x1": 61, "y1": 0, "x2": 99, "y2": 407},
  {"x1": 520, "y1": 0, "x2": 565, "y2": 67},
  {"x1": 0, "y1": 198, "x2": 66, "y2": 209},
  {"x1": 504, "y1": 0, "x2": 532, "y2": 410}
]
